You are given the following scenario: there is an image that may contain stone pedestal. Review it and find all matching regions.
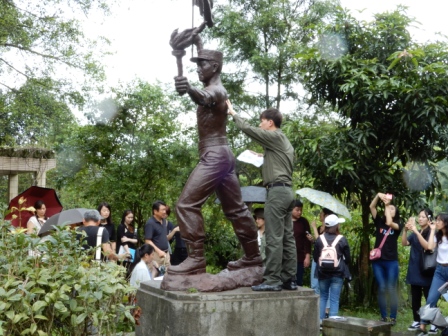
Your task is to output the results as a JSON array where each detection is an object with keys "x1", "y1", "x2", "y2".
[
  {"x1": 136, "y1": 281, "x2": 319, "y2": 336},
  {"x1": 322, "y1": 317, "x2": 391, "y2": 336}
]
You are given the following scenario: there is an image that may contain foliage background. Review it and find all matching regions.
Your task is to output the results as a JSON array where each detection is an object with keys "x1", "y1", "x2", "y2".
[{"x1": 2, "y1": 0, "x2": 448, "y2": 323}]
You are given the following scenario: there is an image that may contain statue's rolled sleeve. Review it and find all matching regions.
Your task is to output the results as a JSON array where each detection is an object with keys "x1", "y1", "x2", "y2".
[{"x1": 188, "y1": 86, "x2": 215, "y2": 107}]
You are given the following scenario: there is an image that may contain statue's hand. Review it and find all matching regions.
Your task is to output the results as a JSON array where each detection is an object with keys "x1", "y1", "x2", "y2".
[{"x1": 175, "y1": 76, "x2": 189, "y2": 95}]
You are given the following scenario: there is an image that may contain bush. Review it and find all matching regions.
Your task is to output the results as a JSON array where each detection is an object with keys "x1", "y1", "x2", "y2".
[{"x1": 0, "y1": 221, "x2": 135, "y2": 335}]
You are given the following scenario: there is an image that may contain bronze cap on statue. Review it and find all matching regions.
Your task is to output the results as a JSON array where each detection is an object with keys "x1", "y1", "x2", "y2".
[{"x1": 190, "y1": 49, "x2": 223, "y2": 64}]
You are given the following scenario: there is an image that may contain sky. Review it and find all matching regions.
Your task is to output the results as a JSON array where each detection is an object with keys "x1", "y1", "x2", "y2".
[{"x1": 84, "y1": 0, "x2": 448, "y2": 90}]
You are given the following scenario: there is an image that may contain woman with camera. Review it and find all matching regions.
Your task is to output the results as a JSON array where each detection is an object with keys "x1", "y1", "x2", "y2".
[
  {"x1": 402, "y1": 208, "x2": 437, "y2": 333},
  {"x1": 369, "y1": 192, "x2": 403, "y2": 325},
  {"x1": 418, "y1": 213, "x2": 448, "y2": 336}
]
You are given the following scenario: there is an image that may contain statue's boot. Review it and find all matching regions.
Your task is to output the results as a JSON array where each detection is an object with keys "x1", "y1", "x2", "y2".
[
  {"x1": 167, "y1": 242, "x2": 206, "y2": 275},
  {"x1": 227, "y1": 239, "x2": 262, "y2": 270}
]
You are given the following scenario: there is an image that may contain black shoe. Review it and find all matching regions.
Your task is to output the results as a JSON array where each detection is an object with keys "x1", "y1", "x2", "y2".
[
  {"x1": 282, "y1": 280, "x2": 298, "y2": 290},
  {"x1": 251, "y1": 283, "x2": 282, "y2": 291}
]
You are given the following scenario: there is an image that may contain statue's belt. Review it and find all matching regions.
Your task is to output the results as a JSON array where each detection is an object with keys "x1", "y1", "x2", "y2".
[{"x1": 198, "y1": 137, "x2": 228, "y2": 150}]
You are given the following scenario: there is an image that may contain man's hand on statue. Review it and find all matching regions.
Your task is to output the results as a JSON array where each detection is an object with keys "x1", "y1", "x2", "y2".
[
  {"x1": 157, "y1": 250, "x2": 166, "y2": 258},
  {"x1": 174, "y1": 76, "x2": 189, "y2": 95},
  {"x1": 226, "y1": 99, "x2": 236, "y2": 116}
]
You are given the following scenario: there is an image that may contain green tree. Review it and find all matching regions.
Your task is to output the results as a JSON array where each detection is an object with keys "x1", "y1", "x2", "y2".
[
  {"x1": 290, "y1": 7, "x2": 448, "y2": 305},
  {"x1": 0, "y1": 0, "x2": 110, "y2": 196},
  {"x1": 0, "y1": 79, "x2": 77, "y2": 147},
  {"x1": 210, "y1": 0, "x2": 337, "y2": 111},
  {"x1": 0, "y1": 0, "x2": 107, "y2": 94},
  {"x1": 54, "y1": 80, "x2": 196, "y2": 230}
]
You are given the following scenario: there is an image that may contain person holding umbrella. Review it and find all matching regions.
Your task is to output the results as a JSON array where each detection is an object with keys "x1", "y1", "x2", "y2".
[
  {"x1": 77, "y1": 210, "x2": 129, "y2": 262},
  {"x1": 26, "y1": 200, "x2": 47, "y2": 235}
]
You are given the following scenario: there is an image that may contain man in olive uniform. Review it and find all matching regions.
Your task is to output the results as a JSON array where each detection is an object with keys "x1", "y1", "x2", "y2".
[{"x1": 227, "y1": 100, "x2": 297, "y2": 291}]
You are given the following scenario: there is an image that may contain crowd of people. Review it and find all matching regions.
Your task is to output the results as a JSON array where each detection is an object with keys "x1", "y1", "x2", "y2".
[
  {"x1": 22, "y1": 179, "x2": 448, "y2": 334},
  {"x1": 24, "y1": 199, "x2": 186, "y2": 287},
  {"x1": 251, "y1": 192, "x2": 448, "y2": 335}
]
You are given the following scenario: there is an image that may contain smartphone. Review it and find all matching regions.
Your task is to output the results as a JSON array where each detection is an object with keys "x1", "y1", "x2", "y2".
[{"x1": 385, "y1": 193, "x2": 393, "y2": 200}]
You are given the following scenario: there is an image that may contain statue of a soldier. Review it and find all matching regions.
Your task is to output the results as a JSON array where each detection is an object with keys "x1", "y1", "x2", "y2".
[{"x1": 167, "y1": 25, "x2": 262, "y2": 277}]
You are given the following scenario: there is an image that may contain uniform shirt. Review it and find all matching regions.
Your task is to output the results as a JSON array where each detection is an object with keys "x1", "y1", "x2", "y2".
[{"x1": 233, "y1": 115, "x2": 293, "y2": 185}]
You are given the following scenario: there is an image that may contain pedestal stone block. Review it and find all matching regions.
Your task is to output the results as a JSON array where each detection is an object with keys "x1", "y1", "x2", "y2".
[
  {"x1": 322, "y1": 317, "x2": 391, "y2": 336},
  {"x1": 136, "y1": 281, "x2": 319, "y2": 336}
]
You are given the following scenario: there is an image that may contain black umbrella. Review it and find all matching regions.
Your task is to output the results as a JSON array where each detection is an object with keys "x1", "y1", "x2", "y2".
[
  {"x1": 216, "y1": 186, "x2": 267, "y2": 204},
  {"x1": 39, "y1": 208, "x2": 91, "y2": 236}
]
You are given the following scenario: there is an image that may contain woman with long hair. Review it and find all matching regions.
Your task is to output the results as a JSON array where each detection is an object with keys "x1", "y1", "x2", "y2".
[
  {"x1": 97, "y1": 202, "x2": 116, "y2": 252},
  {"x1": 418, "y1": 213, "x2": 448, "y2": 335},
  {"x1": 26, "y1": 200, "x2": 47, "y2": 235},
  {"x1": 116, "y1": 210, "x2": 139, "y2": 254},
  {"x1": 369, "y1": 192, "x2": 403, "y2": 325},
  {"x1": 402, "y1": 208, "x2": 437, "y2": 333}
]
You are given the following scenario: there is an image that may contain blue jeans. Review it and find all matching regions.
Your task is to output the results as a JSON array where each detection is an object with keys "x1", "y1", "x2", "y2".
[
  {"x1": 319, "y1": 276, "x2": 344, "y2": 319},
  {"x1": 372, "y1": 260, "x2": 399, "y2": 319},
  {"x1": 311, "y1": 261, "x2": 330, "y2": 309},
  {"x1": 422, "y1": 264, "x2": 448, "y2": 324},
  {"x1": 311, "y1": 260, "x2": 319, "y2": 294}
]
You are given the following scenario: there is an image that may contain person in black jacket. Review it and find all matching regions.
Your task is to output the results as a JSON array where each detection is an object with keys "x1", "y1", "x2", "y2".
[{"x1": 313, "y1": 214, "x2": 350, "y2": 323}]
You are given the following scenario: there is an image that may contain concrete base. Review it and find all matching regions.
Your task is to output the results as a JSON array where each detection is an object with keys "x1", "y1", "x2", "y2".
[
  {"x1": 136, "y1": 281, "x2": 319, "y2": 336},
  {"x1": 323, "y1": 317, "x2": 391, "y2": 336}
]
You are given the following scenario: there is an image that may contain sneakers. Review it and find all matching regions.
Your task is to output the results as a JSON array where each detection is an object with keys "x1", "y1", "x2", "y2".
[
  {"x1": 416, "y1": 332, "x2": 429, "y2": 336},
  {"x1": 408, "y1": 321, "x2": 421, "y2": 331},
  {"x1": 389, "y1": 318, "x2": 396, "y2": 326},
  {"x1": 429, "y1": 325, "x2": 438, "y2": 335}
]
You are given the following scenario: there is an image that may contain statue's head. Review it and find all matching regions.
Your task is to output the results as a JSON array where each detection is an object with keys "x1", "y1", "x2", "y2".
[{"x1": 191, "y1": 49, "x2": 223, "y2": 74}]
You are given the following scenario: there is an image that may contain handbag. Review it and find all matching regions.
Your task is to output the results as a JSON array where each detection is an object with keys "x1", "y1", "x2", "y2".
[
  {"x1": 421, "y1": 248, "x2": 437, "y2": 276},
  {"x1": 369, "y1": 227, "x2": 391, "y2": 261}
]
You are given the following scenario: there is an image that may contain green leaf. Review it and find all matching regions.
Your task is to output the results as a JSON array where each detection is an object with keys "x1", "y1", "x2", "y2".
[
  {"x1": 32, "y1": 301, "x2": 47, "y2": 312},
  {"x1": 76, "y1": 313, "x2": 87, "y2": 324},
  {"x1": 54, "y1": 301, "x2": 67, "y2": 313}
]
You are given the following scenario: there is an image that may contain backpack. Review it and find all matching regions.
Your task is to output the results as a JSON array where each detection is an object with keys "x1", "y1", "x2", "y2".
[{"x1": 319, "y1": 234, "x2": 343, "y2": 271}]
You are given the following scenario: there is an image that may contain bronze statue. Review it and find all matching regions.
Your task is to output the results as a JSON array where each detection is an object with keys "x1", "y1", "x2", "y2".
[{"x1": 166, "y1": 25, "x2": 262, "y2": 277}]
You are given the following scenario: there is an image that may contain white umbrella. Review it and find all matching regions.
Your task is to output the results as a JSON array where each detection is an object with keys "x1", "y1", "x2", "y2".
[{"x1": 296, "y1": 188, "x2": 351, "y2": 219}]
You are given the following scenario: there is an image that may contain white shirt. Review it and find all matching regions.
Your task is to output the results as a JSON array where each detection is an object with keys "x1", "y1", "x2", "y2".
[
  {"x1": 28, "y1": 216, "x2": 45, "y2": 234},
  {"x1": 437, "y1": 236, "x2": 448, "y2": 264},
  {"x1": 130, "y1": 260, "x2": 152, "y2": 287}
]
